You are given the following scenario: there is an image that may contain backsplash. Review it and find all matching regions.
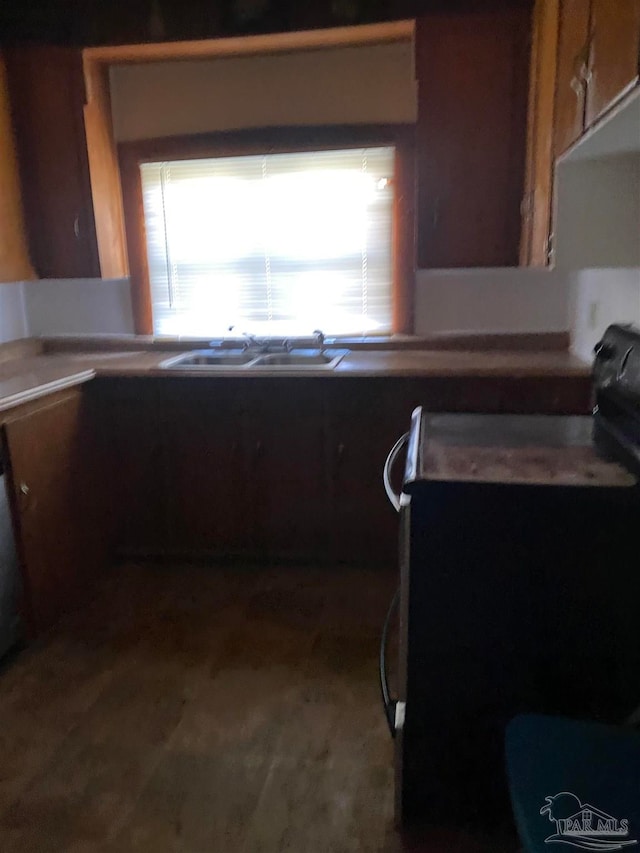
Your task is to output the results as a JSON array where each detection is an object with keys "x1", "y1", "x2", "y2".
[
  {"x1": 0, "y1": 278, "x2": 134, "y2": 343},
  {"x1": 1, "y1": 270, "x2": 638, "y2": 358},
  {"x1": 23, "y1": 278, "x2": 134, "y2": 337},
  {"x1": 0, "y1": 282, "x2": 28, "y2": 343},
  {"x1": 414, "y1": 268, "x2": 570, "y2": 336},
  {"x1": 570, "y1": 268, "x2": 640, "y2": 362}
]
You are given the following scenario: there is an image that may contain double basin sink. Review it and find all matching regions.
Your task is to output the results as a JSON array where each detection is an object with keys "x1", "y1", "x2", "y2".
[{"x1": 160, "y1": 348, "x2": 349, "y2": 371}]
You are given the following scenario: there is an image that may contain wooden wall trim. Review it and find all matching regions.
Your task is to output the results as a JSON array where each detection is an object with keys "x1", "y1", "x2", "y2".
[
  {"x1": 520, "y1": 0, "x2": 560, "y2": 267},
  {"x1": 0, "y1": 53, "x2": 37, "y2": 282},
  {"x1": 83, "y1": 58, "x2": 130, "y2": 279},
  {"x1": 84, "y1": 20, "x2": 414, "y2": 65},
  {"x1": 118, "y1": 124, "x2": 416, "y2": 337},
  {"x1": 118, "y1": 145, "x2": 153, "y2": 334}
]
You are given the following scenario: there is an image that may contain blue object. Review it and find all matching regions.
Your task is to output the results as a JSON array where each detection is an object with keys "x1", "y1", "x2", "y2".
[{"x1": 506, "y1": 714, "x2": 640, "y2": 851}]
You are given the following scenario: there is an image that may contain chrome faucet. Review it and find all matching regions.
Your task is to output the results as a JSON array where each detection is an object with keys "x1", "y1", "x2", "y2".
[
  {"x1": 241, "y1": 332, "x2": 262, "y2": 352},
  {"x1": 234, "y1": 329, "x2": 326, "y2": 353}
]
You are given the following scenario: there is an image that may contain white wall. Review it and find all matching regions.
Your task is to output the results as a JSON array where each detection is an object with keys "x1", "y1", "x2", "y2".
[
  {"x1": 110, "y1": 41, "x2": 417, "y2": 141},
  {"x1": 552, "y1": 91, "x2": 640, "y2": 360},
  {"x1": 414, "y1": 268, "x2": 570, "y2": 336},
  {"x1": 0, "y1": 283, "x2": 28, "y2": 343},
  {"x1": 570, "y1": 268, "x2": 640, "y2": 362},
  {"x1": 554, "y1": 153, "x2": 640, "y2": 270}
]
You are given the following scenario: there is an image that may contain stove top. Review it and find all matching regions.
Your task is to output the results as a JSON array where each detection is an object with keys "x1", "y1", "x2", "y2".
[
  {"x1": 404, "y1": 324, "x2": 640, "y2": 490},
  {"x1": 405, "y1": 412, "x2": 635, "y2": 488}
]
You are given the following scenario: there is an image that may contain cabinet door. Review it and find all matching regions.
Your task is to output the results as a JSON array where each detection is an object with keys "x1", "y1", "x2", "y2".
[
  {"x1": 554, "y1": 0, "x2": 591, "y2": 156},
  {"x1": 4, "y1": 46, "x2": 100, "y2": 278},
  {"x1": 0, "y1": 55, "x2": 34, "y2": 282},
  {"x1": 97, "y1": 380, "x2": 164, "y2": 555},
  {"x1": 520, "y1": 0, "x2": 560, "y2": 267},
  {"x1": 3, "y1": 391, "x2": 104, "y2": 635},
  {"x1": 586, "y1": 0, "x2": 640, "y2": 127},
  {"x1": 328, "y1": 381, "x2": 412, "y2": 566},
  {"x1": 415, "y1": 10, "x2": 530, "y2": 268},
  {"x1": 161, "y1": 380, "x2": 248, "y2": 556},
  {"x1": 244, "y1": 380, "x2": 328, "y2": 561}
]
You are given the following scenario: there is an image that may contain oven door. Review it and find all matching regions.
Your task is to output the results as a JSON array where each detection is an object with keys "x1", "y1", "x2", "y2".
[{"x1": 380, "y1": 432, "x2": 409, "y2": 737}]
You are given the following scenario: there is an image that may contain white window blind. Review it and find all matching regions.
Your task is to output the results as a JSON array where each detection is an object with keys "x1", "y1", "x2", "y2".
[{"x1": 140, "y1": 146, "x2": 395, "y2": 337}]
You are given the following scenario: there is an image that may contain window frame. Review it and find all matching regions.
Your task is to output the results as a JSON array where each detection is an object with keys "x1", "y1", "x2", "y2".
[{"x1": 119, "y1": 124, "x2": 415, "y2": 336}]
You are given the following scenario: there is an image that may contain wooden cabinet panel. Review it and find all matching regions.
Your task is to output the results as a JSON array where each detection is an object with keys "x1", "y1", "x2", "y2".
[
  {"x1": 162, "y1": 380, "x2": 249, "y2": 556},
  {"x1": 328, "y1": 380, "x2": 412, "y2": 565},
  {"x1": 91, "y1": 375, "x2": 591, "y2": 566},
  {"x1": 4, "y1": 46, "x2": 100, "y2": 279},
  {"x1": 520, "y1": 0, "x2": 560, "y2": 267},
  {"x1": 244, "y1": 380, "x2": 328, "y2": 560},
  {"x1": 554, "y1": 0, "x2": 591, "y2": 156},
  {"x1": 415, "y1": 10, "x2": 530, "y2": 268},
  {"x1": 97, "y1": 380, "x2": 164, "y2": 554},
  {"x1": 0, "y1": 53, "x2": 34, "y2": 283},
  {"x1": 2, "y1": 390, "x2": 106, "y2": 635},
  {"x1": 586, "y1": 0, "x2": 640, "y2": 127}
]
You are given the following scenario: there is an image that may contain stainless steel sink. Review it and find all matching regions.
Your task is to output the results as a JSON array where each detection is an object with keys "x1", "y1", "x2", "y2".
[
  {"x1": 159, "y1": 348, "x2": 349, "y2": 371},
  {"x1": 251, "y1": 350, "x2": 347, "y2": 368},
  {"x1": 159, "y1": 350, "x2": 256, "y2": 369}
]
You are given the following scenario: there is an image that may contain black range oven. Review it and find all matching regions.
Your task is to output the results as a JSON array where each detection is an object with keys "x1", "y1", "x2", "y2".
[{"x1": 380, "y1": 323, "x2": 640, "y2": 830}]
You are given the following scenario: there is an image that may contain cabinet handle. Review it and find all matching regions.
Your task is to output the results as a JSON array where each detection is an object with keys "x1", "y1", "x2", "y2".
[
  {"x1": 18, "y1": 481, "x2": 31, "y2": 511},
  {"x1": 383, "y1": 432, "x2": 409, "y2": 513},
  {"x1": 570, "y1": 75, "x2": 584, "y2": 96},
  {"x1": 73, "y1": 216, "x2": 80, "y2": 239}
]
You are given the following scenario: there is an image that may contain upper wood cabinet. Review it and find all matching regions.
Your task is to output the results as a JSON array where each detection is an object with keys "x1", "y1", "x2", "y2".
[
  {"x1": 586, "y1": 0, "x2": 640, "y2": 127},
  {"x1": 4, "y1": 46, "x2": 129, "y2": 280},
  {"x1": 553, "y1": 0, "x2": 591, "y2": 157},
  {"x1": 4, "y1": 46, "x2": 101, "y2": 279},
  {"x1": 554, "y1": 0, "x2": 640, "y2": 157},
  {"x1": 522, "y1": 0, "x2": 640, "y2": 266},
  {"x1": 415, "y1": 10, "x2": 530, "y2": 269},
  {"x1": 0, "y1": 53, "x2": 34, "y2": 283}
]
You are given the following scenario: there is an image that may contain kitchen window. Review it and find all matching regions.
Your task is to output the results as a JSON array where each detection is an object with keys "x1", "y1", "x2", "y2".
[{"x1": 119, "y1": 126, "x2": 415, "y2": 336}]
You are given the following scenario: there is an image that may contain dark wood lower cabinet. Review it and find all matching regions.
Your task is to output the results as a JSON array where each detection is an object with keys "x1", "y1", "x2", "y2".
[
  {"x1": 328, "y1": 381, "x2": 411, "y2": 565},
  {"x1": 2, "y1": 389, "x2": 107, "y2": 635},
  {"x1": 97, "y1": 379, "x2": 165, "y2": 555},
  {"x1": 244, "y1": 381, "x2": 328, "y2": 562},
  {"x1": 0, "y1": 373, "x2": 590, "y2": 638},
  {"x1": 85, "y1": 375, "x2": 593, "y2": 565},
  {"x1": 162, "y1": 380, "x2": 249, "y2": 557}
]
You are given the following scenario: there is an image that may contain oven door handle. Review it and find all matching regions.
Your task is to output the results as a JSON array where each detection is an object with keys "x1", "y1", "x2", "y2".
[
  {"x1": 380, "y1": 587, "x2": 400, "y2": 738},
  {"x1": 383, "y1": 432, "x2": 410, "y2": 513}
]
